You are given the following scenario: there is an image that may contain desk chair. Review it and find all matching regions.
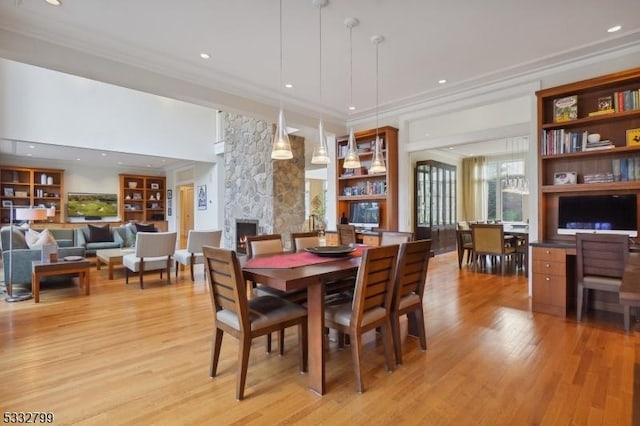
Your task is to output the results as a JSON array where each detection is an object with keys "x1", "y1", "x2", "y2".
[
  {"x1": 337, "y1": 224, "x2": 357, "y2": 245},
  {"x1": 174, "y1": 229, "x2": 222, "y2": 281},
  {"x1": 391, "y1": 239, "x2": 432, "y2": 365},
  {"x1": 324, "y1": 245, "x2": 399, "y2": 393},
  {"x1": 203, "y1": 246, "x2": 307, "y2": 400},
  {"x1": 123, "y1": 232, "x2": 177, "y2": 289},
  {"x1": 576, "y1": 233, "x2": 629, "y2": 324}
]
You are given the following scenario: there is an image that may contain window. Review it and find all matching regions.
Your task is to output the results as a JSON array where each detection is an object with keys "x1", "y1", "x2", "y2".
[{"x1": 486, "y1": 157, "x2": 527, "y2": 222}]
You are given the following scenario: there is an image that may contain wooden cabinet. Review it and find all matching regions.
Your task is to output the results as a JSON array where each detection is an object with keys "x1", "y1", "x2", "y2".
[
  {"x1": 414, "y1": 160, "x2": 457, "y2": 254},
  {"x1": 335, "y1": 126, "x2": 398, "y2": 230},
  {"x1": 531, "y1": 247, "x2": 569, "y2": 317},
  {"x1": 536, "y1": 67, "x2": 640, "y2": 241},
  {"x1": 1, "y1": 166, "x2": 64, "y2": 224},
  {"x1": 119, "y1": 174, "x2": 166, "y2": 223}
]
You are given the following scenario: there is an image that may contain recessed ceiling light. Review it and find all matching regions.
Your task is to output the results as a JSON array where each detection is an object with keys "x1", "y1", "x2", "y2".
[
  {"x1": 76, "y1": 158, "x2": 81, "y2": 161},
  {"x1": 284, "y1": 83, "x2": 293, "y2": 89},
  {"x1": 45, "y1": 0, "x2": 62, "y2": 5},
  {"x1": 117, "y1": 161, "x2": 123, "y2": 165},
  {"x1": 101, "y1": 153, "x2": 107, "y2": 157},
  {"x1": 424, "y1": 133, "x2": 430, "y2": 137},
  {"x1": 147, "y1": 164, "x2": 151, "y2": 167},
  {"x1": 607, "y1": 25, "x2": 621, "y2": 33},
  {"x1": 200, "y1": 53, "x2": 210, "y2": 59},
  {"x1": 438, "y1": 79, "x2": 447, "y2": 84},
  {"x1": 448, "y1": 147, "x2": 454, "y2": 150},
  {"x1": 29, "y1": 145, "x2": 35, "y2": 149},
  {"x1": 348, "y1": 105, "x2": 356, "y2": 111},
  {"x1": 27, "y1": 153, "x2": 32, "y2": 157}
]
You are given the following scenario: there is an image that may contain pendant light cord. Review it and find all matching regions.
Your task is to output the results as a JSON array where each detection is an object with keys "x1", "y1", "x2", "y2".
[
  {"x1": 279, "y1": 0, "x2": 283, "y2": 110},
  {"x1": 349, "y1": 25, "x2": 353, "y2": 109},
  {"x1": 375, "y1": 39, "x2": 379, "y2": 140},
  {"x1": 318, "y1": 4, "x2": 323, "y2": 120}
]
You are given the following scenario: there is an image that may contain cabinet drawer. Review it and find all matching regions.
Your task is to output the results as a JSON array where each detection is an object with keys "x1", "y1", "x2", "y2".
[
  {"x1": 532, "y1": 273, "x2": 567, "y2": 316},
  {"x1": 362, "y1": 235, "x2": 380, "y2": 246},
  {"x1": 532, "y1": 259, "x2": 566, "y2": 276},
  {"x1": 532, "y1": 247, "x2": 565, "y2": 262}
]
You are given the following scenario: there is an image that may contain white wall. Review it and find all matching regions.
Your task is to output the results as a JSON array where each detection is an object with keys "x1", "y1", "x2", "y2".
[{"x1": 0, "y1": 58, "x2": 217, "y2": 162}]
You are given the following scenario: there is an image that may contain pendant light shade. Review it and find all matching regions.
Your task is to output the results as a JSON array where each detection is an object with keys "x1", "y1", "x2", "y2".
[
  {"x1": 312, "y1": 119, "x2": 330, "y2": 164},
  {"x1": 343, "y1": 18, "x2": 361, "y2": 170},
  {"x1": 271, "y1": 0, "x2": 292, "y2": 160},
  {"x1": 272, "y1": 109, "x2": 293, "y2": 160},
  {"x1": 369, "y1": 35, "x2": 386, "y2": 174},
  {"x1": 311, "y1": 0, "x2": 330, "y2": 165},
  {"x1": 343, "y1": 128, "x2": 361, "y2": 168}
]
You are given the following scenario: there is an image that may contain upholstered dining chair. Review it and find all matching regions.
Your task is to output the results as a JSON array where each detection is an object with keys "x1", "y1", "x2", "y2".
[
  {"x1": 576, "y1": 233, "x2": 629, "y2": 324},
  {"x1": 470, "y1": 223, "x2": 515, "y2": 275},
  {"x1": 202, "y1": 246, "x2": 307, "y2": 400},
  {"x1": 324, "y1": 244, "x2": 399, "y2": 393},
  {"x1": 390, "y1": 239, "x2": 432, "y2": 365},
  {"x1": 337, "y1": 224, "x2": 357, "y2": 245},
  {"x1": 246, "y1": 234, "x2": 283, "y2": 257},
  {"x1": 174, "y1": 229, "x2": 222, "y2": 281},
  {"x1": 290, "y1": 231, "x2": 319, "y2": 252},
  {"x1": 123, "y1": 231, "x2": 177, "y2": 289},
  {"x1": 380, "y1": 231, "x2": 414, "y2": 246}
]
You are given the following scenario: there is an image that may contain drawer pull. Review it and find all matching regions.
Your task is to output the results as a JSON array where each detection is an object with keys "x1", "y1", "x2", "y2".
[
  {"x1": 545, "y1": 250, "x2": 550, "y2": 254},
  {"x1": 545, "y1": 277, "x2": 550, "y2": 281},
  {"x1": 545, "y1": 263, "x2": 550, "y2": 268}
]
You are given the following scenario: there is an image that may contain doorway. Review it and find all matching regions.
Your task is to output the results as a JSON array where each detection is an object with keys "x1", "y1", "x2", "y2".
[{"x1": 178, "y1": 184, "x2": 194, "y2": 249}]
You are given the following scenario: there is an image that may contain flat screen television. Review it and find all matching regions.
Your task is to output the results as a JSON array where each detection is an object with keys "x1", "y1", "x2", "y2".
[
  {"x1": 558, "y1": 194, "x2": 637, "y2": 237},
  {"x1": 349, "y1": 201, "x2": 380, "y2": 230},
  {"x1": 67, "y1": 193, "x2": 118, "y2": 220}
]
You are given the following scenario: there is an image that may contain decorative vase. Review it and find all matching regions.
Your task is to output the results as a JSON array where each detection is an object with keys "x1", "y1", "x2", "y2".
[
  {"x1": 41, "y1": 174, "x2": 47, "y2": 185},
  {"x1": 156, "y1": 192, "x2": 161, "y2": 200},
  {"x1": 47, "y1": 176, "x2": 53, "y2": 185},
  {"x1": 128, "y1": 181, "x2": 137, "y2": 189}
]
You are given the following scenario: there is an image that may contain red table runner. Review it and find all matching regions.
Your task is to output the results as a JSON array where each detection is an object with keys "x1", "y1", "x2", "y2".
[{"x1": 244, "y1": 247, "x2": 365, "y2": 269}]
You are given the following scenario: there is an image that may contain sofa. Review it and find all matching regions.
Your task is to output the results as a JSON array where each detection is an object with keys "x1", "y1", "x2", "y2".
[
  {"x1": 1, "y1": 226, "x2": 86, "y2": 286},
  {"x1": 75, "y1": 222, "x2": 159, "y2": 256}
]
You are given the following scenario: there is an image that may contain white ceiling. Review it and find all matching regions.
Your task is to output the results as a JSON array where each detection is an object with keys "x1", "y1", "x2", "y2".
[{"x1": 0, "y1": 0, "x2": 639, "y2": 168}]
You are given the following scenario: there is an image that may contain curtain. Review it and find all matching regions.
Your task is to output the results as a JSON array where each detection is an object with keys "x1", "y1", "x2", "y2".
[{"x1": 461, "y1": 156, "x2": 487, "y2": 222}]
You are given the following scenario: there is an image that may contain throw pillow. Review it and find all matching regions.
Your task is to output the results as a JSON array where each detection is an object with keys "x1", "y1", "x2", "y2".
[
  {"x1": 135, "y1": 223, "x2": 157, "y2": 233},
  {"x1": 88, "y1": 224, "x2": 113, "y2": 242},
  {"x1": 25, "y1": 228, "x2": 58, "y2": 250}
]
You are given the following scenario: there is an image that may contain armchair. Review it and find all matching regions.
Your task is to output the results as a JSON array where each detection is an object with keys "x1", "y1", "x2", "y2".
[
  {"x1": 122, "y1": 231, "x2": 177, "y2": 289},
  {"x1": 174, "y1": 229, "x2": 222, "y2": 281}
]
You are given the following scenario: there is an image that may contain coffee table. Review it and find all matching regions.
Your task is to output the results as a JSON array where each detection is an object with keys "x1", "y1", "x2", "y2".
[
  {"x1": 31, "y1": 258, "x2": 91, "y2": 303},
  {"x1": 96, "y1": 248, "x2": 135, "y2": 280}
]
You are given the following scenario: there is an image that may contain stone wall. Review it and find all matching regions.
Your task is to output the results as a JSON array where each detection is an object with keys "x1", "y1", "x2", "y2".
[{"x1": 221, "y1": 111, "x2": 305, "y2": 249}]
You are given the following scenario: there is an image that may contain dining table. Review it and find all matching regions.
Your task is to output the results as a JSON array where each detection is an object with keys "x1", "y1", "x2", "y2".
[{"x1": 240, "y1": 250, "x2": 362, "y2": 395}]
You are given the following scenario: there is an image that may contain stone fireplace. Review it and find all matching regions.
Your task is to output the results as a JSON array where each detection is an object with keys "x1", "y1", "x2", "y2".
[
  {"x1": 235, "y1": 219, "x2": 259, "y2": 254},
  {"x1": 220, "y1": 111, "x2": 306, "y2": 249}
]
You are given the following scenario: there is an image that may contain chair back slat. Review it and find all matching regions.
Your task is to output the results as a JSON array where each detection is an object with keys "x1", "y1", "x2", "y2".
[
  {"x1": 352, "y1": 245, "x2": 399, "y2": 326},
  {"x1": 393, "y1": 240, "x2": 432, "y2": 307},
  {"x1": 203, "y1": 246, "x2": 249, "y2": 331}
]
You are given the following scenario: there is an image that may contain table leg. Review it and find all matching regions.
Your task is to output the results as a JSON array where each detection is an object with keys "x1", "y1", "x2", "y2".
[
  {"x1": 108, "y1": 262, "x2": 114, "y2": 280},
  {"x1": 84, "y1": 269, "x2": 90, "y2": 295},
  {"x1": 32, "y1": 272, "x2": 40, "y2": 303},
  {"x1": 306, "y1": 280, "x2": 326, "y2": 395}
]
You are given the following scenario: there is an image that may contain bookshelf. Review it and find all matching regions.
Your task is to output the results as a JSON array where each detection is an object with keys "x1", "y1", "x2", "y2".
[
  {"x1": 0, "y1": 166, "x2": 64, "y2": 224},
  {"x1": 119, "y1": 174, "x2": 166, "y2": 223},
  {"x1": 536, "y1": 67, "x2": 640, "y2": 242},
  {"x1": 335, "y1": 126, "x2": 398, "y2": 230}
]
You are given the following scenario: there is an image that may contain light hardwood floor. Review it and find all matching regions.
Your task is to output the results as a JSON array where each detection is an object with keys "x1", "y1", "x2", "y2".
[{"x1": 0, "y1": 252, "x2": 637, "y2": 425}]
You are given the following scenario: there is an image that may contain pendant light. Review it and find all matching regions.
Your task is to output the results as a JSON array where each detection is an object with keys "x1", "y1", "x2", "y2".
[
  {"x1": 271, "y1": 0, "x2": 293, "y2": 160},
  {"x1": 369, "y1": 35, "x2": 386, "y2": 174},
  {"x1": 342, "y1": 18, "x2": 361, "y2": 170},
  {"x1": 311, "y1": 0, "x2": 330, "y2": 165}
]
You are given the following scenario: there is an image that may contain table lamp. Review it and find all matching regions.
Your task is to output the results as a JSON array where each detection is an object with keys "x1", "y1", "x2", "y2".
[{"x1": 6, "y1": 206, "x2": 47, "y2": 302}]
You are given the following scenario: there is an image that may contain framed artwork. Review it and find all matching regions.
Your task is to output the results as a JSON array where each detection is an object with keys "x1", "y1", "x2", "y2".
[
  {"x1": 627, "y1": 128, "x2": 640, "y2": 147},
  {"x1": 167, "y1": 207, "x2": 172, "y2": 216},
  {"x1": 4, "y1": 187, "x2": 14, "y2": 197},
  {"x1": 167, "y1": 189, "x2": 172, "y2": 200},
  {"x1": 197, "y1": 185, "x2": 207, "y2": 210},
  {"x1": 150, "y1": 183, "x2": 160, "y2": 190},
  {"x1": 2, "y1": 200, "x2": 12, "y2": 207}
]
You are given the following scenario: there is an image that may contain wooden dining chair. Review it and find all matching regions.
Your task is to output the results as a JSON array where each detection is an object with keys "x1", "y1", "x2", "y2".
[
  {"x1": 390, "y1": 239, "x2": 432, "y2": 365},
  {"x1": 380, "y1": 231, "x2": 414, "y2": 246},
  {"x1": 456, "y1": 222, "x2": 474, "y2": 269},
  {"x1": 246, "y1": 233, "x2": 305, "y2": 353},
  {"x1": 203, "y1": 246, "x2": 307, "y2": 400},
  {"x1": 576, "y1": 233, "x2": 629, "y2": 325},
  {"x1": 324, "y1": 244, "x2": 399, "y2": 393},
  {"x1": 290, "y1": 231, "x2": 319, "y2": 252},
  {"x1": 470, "y1": 223, "x2": 515, "y2": 275},
  {"x1": 337, "y1": 224, "x2": 357, "y2": 245}
]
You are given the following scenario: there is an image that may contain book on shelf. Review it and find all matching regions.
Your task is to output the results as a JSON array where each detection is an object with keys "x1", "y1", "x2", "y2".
[
  {"x1": 597, "y1": 96, "x2": 613, "y2": 111},
  {"x1": 588, "y1": 109, "x2": 615, "y2": 117},
  {"x1": 553, "y1": 95, "x2": 578, "y2": 123},
  {"x1": 583, "y1": 173, "x2": 614, "y2": 183},
  {"x1": 613, "y1": 89, "x2": 640, "y2": 112}
]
